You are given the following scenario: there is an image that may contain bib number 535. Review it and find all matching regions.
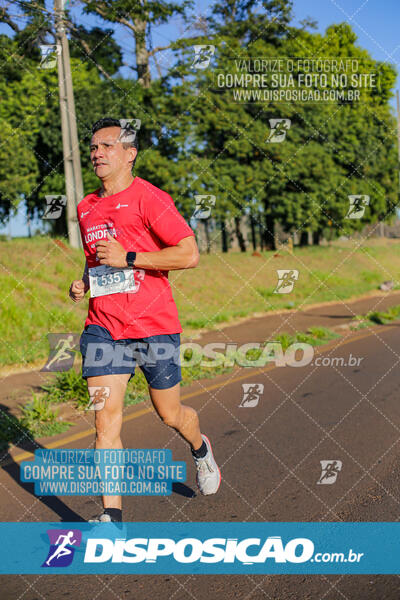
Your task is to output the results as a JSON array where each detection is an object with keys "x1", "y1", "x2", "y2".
[
  {"x1": 89, "y1": 265, "x2": 145, "y2": 297},
  {"x1": 99, "y1": 271, "x2": 125, "y2": 286}
]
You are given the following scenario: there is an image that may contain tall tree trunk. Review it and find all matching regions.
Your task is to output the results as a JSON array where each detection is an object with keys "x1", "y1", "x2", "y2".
[
  {"x1": 204, "y1": 219, "x2": 211, "y2": 254},
  {"x1": 313, "y1": 230, "x2": 322, "y2": 245},
  {"x1": 234, "y1": 216, "x2": 246, "y2": 252},
  {"x1": 249, "y1": 214, "x2": 257, "y2": 250},
  {"x1": 220, "y1": 219, "x2": 228, "y2": 252},
  {"x1": 264, "y1": 212, "x2": 275, "y2": 250},
  {"x1": 258, "y1": 217, "x2": 264, "y2": 251},
  {"x1": 134, "y1": 18, "x2": 151, "y2": 88},
  {"x1": 299, "y1": 230, "x2": 309, "y2": 246},
  {"x1": 51, "y1": 211, "x2": 68, "y2": 238}
]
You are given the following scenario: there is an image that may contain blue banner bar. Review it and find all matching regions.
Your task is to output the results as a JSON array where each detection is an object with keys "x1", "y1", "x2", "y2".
[{"x1": 0, "y1": 522, "x2": 399, "y2": 574}]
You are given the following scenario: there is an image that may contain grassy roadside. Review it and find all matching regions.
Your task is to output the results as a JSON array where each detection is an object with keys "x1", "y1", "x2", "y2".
[
  {"x1": 3, "y1": 313, "x2": 395, "y2": 449},
  {"x1": 2, "y1": 236, "x2": 400, "y2": 368}
]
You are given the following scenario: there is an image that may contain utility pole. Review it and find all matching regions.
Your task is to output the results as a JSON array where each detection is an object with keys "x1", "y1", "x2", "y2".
[{"x1": 54, "y1": 0, "x2": 83, "y2": 248}]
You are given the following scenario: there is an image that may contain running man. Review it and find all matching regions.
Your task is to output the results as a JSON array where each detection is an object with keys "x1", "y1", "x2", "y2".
[
  {"x1": 69, "y1": 117, "x2": 221, "y2": 523},
  {"x1": 44, "y1": 334, "x2": 75, "y2": 371},
  {"x1": 45, "y1": 531, "x2": 77, "y2": 566}
]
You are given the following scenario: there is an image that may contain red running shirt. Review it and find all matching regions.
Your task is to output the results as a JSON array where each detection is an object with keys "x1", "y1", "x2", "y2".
[{"x1": 77, "y1": 176, "x2": 195, "y2": 340}]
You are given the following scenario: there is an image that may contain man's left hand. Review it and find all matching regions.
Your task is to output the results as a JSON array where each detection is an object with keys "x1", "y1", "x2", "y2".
[{"x1": 95, "y1": 232, "x2": 127, "y2": 267}]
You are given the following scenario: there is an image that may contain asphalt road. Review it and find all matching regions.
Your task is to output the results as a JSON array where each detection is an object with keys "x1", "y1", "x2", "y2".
[{"x1": 1, "y1": 322, "x2": 400, "y2": 599}]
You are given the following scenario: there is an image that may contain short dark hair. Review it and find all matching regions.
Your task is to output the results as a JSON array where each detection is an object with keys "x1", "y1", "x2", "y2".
[{"x1": 91, "y1": 117, "x2": 139, "y2": 168}]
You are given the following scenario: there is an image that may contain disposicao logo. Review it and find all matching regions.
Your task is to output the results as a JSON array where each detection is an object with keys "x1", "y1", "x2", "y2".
[
  {"x1": 83, "y1": 536, "x2": 314, "y2": 564},
  {"x1": 42, "y1": 529, "x2": 82, "y2": 567}
]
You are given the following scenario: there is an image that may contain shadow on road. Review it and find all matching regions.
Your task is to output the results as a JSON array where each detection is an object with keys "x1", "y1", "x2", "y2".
[
  {"x1": 301, "y1": 313, "x2": 353, "y2": 319},
  {"x1": 0, "y1": 403, "x2": 83, "y2": 522},
  {"x1": 0, "y1": 403, "x2": 197, "y2": 522},
  {"x1": 172, "y1": 481, "x2": 196, "y2": 497}
]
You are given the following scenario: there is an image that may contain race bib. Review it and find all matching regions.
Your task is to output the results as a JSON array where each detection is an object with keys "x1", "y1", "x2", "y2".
[{"x1": 89, "y1": 265, "x2": 145, "y2": 298}]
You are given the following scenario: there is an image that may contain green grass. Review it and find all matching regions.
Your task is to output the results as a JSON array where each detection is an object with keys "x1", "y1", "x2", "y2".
[
  {"x1": 307, "y1": 326, "x2": 340, "y2": 341},
  {"x1": 40, "y1": 368, "x2": 152, "y2": 410},
  {"x1": 255, "y1": 286, "x2": 275, "y2": 301},
  {"x1": 41, "y1": 369, "x2": 90, "y2": 409},
  {"x1": 0, "y1": 316, "x2": 370, "y2": 443},
  {"x1": 0, "y1": 394, "x2": 73, "y2": 448},
  {"x1": 9, "y1": 353, "x2": 236, "y2": 441},
  {"x1": 20, "y1": 394, "x2": 73, "y2": 437},
  {"x1": 349, "y1": 304, "x2": 400, "y2": 330},
  {"x1": 32, "y1": 325, "x2": 336, "y2": 420},
  {"x1": 10, "y1": 233, "x2": 400, "y2": 442}
]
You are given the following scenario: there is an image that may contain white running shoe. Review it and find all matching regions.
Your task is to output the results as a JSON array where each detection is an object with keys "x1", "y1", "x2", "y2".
[
  {"x1": 88, "y1": 512, "x2": 114, "y2": 523},
  {"x1": 193, "y1": 434, "x2": 221, "y2": 495},
  {"x1": 85, "y1": 512, "x2": 126, "y2": 541}
]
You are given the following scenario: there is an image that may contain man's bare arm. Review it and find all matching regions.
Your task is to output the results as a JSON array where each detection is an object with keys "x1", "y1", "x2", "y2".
[
  {"x1": 133, "y1": 236, "x2": 199, "y2": 270},
  {"x1": 95, "y1": 234, "x2": 200, "y2": 271}
]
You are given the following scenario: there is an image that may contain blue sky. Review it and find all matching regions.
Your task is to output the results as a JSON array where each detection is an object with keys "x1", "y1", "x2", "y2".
[
  {"x1": 293, "y1": 0, "x2": 400, "y2": 79},
  {"x1": 2, "y1": 0, "x2": 399, "y2": 236}
]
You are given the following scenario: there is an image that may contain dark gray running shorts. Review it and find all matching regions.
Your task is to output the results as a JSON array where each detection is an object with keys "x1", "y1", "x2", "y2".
[{"x1": 79, "y1": 324, "x2": 182, "y2": 390}]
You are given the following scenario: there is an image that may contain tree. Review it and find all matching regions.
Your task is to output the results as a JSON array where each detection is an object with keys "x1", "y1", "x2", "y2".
[
  {"x1": 0, "y1": 34, "x2": 44, "y2": 222},
  {"x1": 0, "y1": 0, "x2": 397, "y2": 251},
  {"x1": 267, "y1": 22, "x2": 398, "y2": 242},
  {"x1": 177, "y1": 0, "x2": 296, "y2": 250},
  {"x1": 79, "y1": 0, "x2": 193, "y2": 86}
]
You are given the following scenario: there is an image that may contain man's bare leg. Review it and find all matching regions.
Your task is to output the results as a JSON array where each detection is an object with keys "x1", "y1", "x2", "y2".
[
  {"x1": 149, "y1": 382, "x2": 221, "y2": 494},
  {"x1": 87, "y1": 373, "x2": 130, "y2": 510},
  {"x1": 148, "y1": 382, "x2": 202, "y2": 449}
]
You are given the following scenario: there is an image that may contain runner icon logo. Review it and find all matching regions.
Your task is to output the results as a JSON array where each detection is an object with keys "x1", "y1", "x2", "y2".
[
  {"x1": 119, "y1": 118, "x2": 141, "y2": 131},
  {"x1": 317, "y1": 460, "x2": 342, "y2": 485},
  {"x1": 346, "y1": 195, "x2": 369, "y2": 219},
  {"x1": 41, "y1": 333, "x2": 79, "y2": 372},
  {"x1": 43, "y1": 195, "x2": 67, "y2": 220},
  {"x1": 239, "y1": 383, "x2": 264, "y2": 407},
  {"x1": 266, "y1": 119, "x2": 291, "y2": 143},
  {"x1": 38, "y1": 44, "x2": 61, "y2": 69},
  {"x1": 87, "y1": 386, "x2": 110, "y2": 411},
  {"x1": 42, "y1": 529, "x2": 82, "y2": 567},
  {"x1": 274, "y1": 269, "x2": 299, "y2": 294},
  {"x1": 191, "y1": 45, "x2": 215, "y2": 70},
  {"x1": 193, "y1": 195, "x2": 216, "y2": 219},
  {"x1": 119, "y1": 119, "x2": 141, "y2": 143}
]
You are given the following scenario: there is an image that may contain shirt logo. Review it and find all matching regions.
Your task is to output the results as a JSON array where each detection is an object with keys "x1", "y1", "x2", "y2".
[
  {"x1": 80, "y1": 210, "x2": 90, "y2": 218},
  {"x1": 116, "y1": 203, "x2": 129, "y2": 209}
]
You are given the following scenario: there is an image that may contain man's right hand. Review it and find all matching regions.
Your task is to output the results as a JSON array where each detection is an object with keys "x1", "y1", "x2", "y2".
[{"x1": 69, "y1": 279, "x2": 87, "y2": 302}]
